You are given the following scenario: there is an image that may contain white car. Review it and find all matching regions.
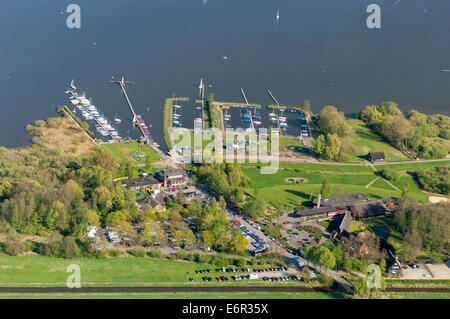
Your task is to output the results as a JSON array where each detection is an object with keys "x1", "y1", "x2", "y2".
[{"x1": 423, "y1": 274, "x2": 432, "y2": 278}]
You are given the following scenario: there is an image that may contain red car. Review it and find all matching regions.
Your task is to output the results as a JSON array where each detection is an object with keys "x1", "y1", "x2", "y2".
[{"x1": 298, "y1": 240, "x2": 304, "y2": 244}]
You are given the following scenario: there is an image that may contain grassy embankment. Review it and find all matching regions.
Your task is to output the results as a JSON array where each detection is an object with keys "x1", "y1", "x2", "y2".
[{"x1": 345, "y1": 119, "x2": 409, "y2": 163}]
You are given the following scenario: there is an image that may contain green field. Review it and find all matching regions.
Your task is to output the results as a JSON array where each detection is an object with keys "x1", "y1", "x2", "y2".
[
  {"x1": 384, "y1": 292, "x2": 450, "y2": 299},
  {"x1": 0, "y1": 255, "x2": 316, "y2": 288},
  {"x1": 100, "y1": 142, "x2": 161, "y2": 165},
  {"x1": 243, "y1": 167, "x2": 402, "y2": 209},
  {"x1": 0, "y1": 291, "x2": 341, "y2": 299},
  {"x1": 346, "y1": 119, "x2": 408, "y2": 162}
]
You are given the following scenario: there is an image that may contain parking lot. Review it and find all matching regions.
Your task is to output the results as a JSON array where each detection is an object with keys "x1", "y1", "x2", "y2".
[
  {"x1": 401, "y1": 266, "x2": 432, "y2": 279},
  {"x1": 191, "y1": 266, "x2": 311, "y2": 283}
]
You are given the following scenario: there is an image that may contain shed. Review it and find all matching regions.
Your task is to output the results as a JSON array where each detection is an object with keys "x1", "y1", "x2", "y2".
[{"x1": 368, "y1": 151, "x2": 385, "y2": 162}]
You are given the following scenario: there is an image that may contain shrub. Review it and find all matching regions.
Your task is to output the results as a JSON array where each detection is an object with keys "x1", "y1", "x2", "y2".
[
  {"x1": 198, "y1": 254, "x2": 211, "y2": 264},
  {"x1": 95, "y1": 250, "x2": 108, "y2": 259},
  {"x1": 1, "y1": 234, "x2": 25, "y2": 256},
  {"x1": 176, "y1": 249, "x2": 188, "y2": 260},
  {"x1": 149, "y1": 248, "x2": 163, "y2": 258},
  {"x1": 108, "y1": 249, "x2": 120, "y2": 257},
  {"x1": 130, "y1": 248, "x2": 146, "y2": 257},
  {"x1": 168, "y1": 253, "x2": 177, "y2": 260},
  {"x1": 381, "y1": 168, "x2": 400, "y2": 182},
  {"x1": 237, "y1": 257, "x2": 247, "y2": 268},
  {"x1": 250, "y1": 257, "x2": 258, "y2": 266},
  {"x1": 47, "y1": 117, "x2": 62, "y2": 128}
]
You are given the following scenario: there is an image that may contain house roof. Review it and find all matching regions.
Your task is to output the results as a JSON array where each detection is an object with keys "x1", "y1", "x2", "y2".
[
  {"x1": 338, "y1": 212, "x2": 353, "y2": 233},
  {"x1": 137, "y1": 195, "x2": 165, "y2": 208},
  {"x1": 156, "y1": 168, "x2": 188, "y2": 181},
  {"x1": 369, "y1": 151, "x2": 385, "y2": 160},
  {"x1": 313, "y1": 193, "x2": 367, "y2": 206},
  {"x1": 296, "y1": 197, "x2": 397, "y2": 218},
  {"x1": 121, "y1": 177, "x2": 161, "y2": 188}
]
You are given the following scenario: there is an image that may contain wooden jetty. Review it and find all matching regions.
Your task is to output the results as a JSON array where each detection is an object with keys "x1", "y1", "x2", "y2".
[
  {"x1": 241, "y1": 88, "x2": 249, "y2": 105},
  {"x1": 267, "y1": 90, "x2": 280, "y2": 107}
]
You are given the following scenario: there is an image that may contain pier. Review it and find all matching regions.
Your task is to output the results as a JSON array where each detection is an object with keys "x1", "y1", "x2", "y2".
[
  {"x1": 69, "y1": 91, "x2": 122, "y2": 142},
  {"x1": 240, "y1": 88, "x2": 249, "y2": 105},
  {"x1": 110, "y1": 78, "x2": 155, "y2": 144},
  {"x1": 109, "y1": 79, "x2": 136, "y2": 122},
  {"x1": 267, "y1": 90, "x2": 280, "y2": 107}
]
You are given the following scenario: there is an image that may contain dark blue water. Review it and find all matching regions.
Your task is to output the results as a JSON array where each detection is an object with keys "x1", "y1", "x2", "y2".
[{"x1": 1, "y1": 0, "x2": 449, "y2": 151}]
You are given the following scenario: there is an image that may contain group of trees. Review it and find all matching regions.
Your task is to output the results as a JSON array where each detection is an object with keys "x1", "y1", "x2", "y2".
[
  {"x1": 191, "y1": 163, "x2": 268, "y2": 219},
  {"x1": 415, "y1": 165, "x2": 449, "y2": 195},
  {"x1": 0, "y1": 137, "x2": 138, "y2": 256},
  {"x1": 393, "y1": 196, "x2": 450, "y2": 262},
  {"x1": 359, "y1": 102, "x2": 449, "y2": 159},
  {"x1": 313, "y1": 106, "x2": 351, "y2": 161}
]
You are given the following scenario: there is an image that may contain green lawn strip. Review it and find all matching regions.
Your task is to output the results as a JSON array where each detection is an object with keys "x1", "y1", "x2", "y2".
[
  {"x1": 345, "y1": 119, "x2": 408, "y2": 162},
  {"x1": 0, "y1": 291, "x2": 341, "y2": 299},
  {"x1": 376, "y1": 160, "x2": 450, "y2": 172},
  {"x1": 241, "y1": 163, "x2": 375, "y2": 173},
  {"x1": 100, "y1": 142, "x2": 161, "y2": 164},
  {"x1": 279, "y1": 137, "x2": 307, "y2": 149},
  {"x1": 384, "y1": 292, "x2": 450, "y2": 299},
  {"x1": 386, "y1": 279, "x2": 450, "y2": 288}
]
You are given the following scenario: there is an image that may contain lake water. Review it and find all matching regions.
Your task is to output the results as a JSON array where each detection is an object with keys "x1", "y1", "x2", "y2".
[{"x1": 1, "y1": 0, "x2": 449, "y2": 151}]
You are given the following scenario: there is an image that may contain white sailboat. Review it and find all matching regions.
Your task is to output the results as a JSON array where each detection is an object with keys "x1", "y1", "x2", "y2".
[
  {"x1": 70, "y1": 79, "x2": 77, "y2": 90},
  {"x1": 276, "y1": 10, "x2": 280, "y2": 22},
  {"x1": 114, "y1": 113, "x2": 121, "y2": 124}
]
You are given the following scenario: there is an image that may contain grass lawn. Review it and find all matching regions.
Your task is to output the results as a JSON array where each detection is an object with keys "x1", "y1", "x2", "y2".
[
  {"x1": 376, "y1": 160, "x2": 450, "y2": 172},
  {"x1": 243, "y1": 167, "x2": 403, "y2": 210},
  {"x1": 0, "y1": 291, "x2": 341, "y2": 299},
  {"x1": 101, "y1": 142, "x2": 162, "y2": 165},
  {"x1": 345, "y1": 119, "x2": 408, "y2": 162},
  {"x1": 279, "y1": 137, "x2": 307, "y2": 149},
  {"x1": 242, "y1": 162, "x2": 375, "y2": 173},
  {"x1": 384, "y1": 292, "x2": 450, "y2": 299},
  {"x1": 0, "y1": 255, "x2": 319, "y2": 288}
]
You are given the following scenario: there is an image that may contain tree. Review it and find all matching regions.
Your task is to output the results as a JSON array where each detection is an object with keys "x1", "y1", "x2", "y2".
[
  {"x1": 354, "y1": 277, "x2": 370, "y2": 297},
  {"x1": 313, "y1": 134, "x2": 342, "y2": 161},
  {"x1": 320, "y1": 178, "x2": 333, "y2": 197},
  {"x1": 2, "y1": 233, "x2": 24, "y2": 256},
  {"x1": 317, "y1": 106, "x2": 350, "y2": 137},
  {"x1": 381, "y1": 116, "x2": 413, "y2": 150},
  {"x1": 302, "y1": 100, "x2": 311, "y2": 113},
  {"x1": 145, "y1": 155, "x2": 153, "y2": 172},
  {"x1": 237, "y1": 257, "x2": 247, "y2": 267},
  {"x1": 60, "y1": 237, "x2": 80, "y2": 259}
]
